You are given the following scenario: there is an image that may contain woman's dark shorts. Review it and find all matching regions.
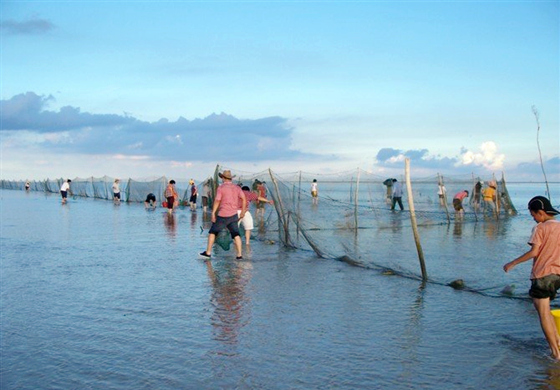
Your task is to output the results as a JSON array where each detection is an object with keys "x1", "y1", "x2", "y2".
[
  {"x1": 209, "y1": 214, "x2": 240, "y2": 239},
  {"x1": 114, "y1": 192, "x2": 121, "y2": 200},
  {"x1": 167, "y1": 196, "x2": 175, "y2": 209},
  {"x1": 529, "y1": 274, "x2": 560, "y2": 300}
]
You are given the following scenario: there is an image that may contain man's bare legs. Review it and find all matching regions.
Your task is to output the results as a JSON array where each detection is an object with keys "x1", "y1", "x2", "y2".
[
  {"x1": 203, "y1": 233, "x2": 243, "y2": 259},
  {"x1": 233, "y1": 236, "x2": 243, "y2": 258},
  {"x1": 534, "y1": 297, "x2": 560, "y2": 359}
]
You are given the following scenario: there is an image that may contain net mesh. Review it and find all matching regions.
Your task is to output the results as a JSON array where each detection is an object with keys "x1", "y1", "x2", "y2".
[{"x1": 1, "y1": 166, "x2": 545, "y2": 299}]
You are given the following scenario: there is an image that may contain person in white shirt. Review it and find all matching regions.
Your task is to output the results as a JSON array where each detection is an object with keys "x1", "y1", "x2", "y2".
[
  {"x1": 390, "y1": 179, "x2": 404, "y2": 211},
  {"x1": 112, "y1": 179, "x2": 121, "y2": 204},
  {"x1": 438, "y1": 183, "x2": 447, "y2": 206},
  {"x1": 60, "y1": 179, "x2": 72, "y2": 204},
  {"x1": 311, "y1": 179, "x2": 318, "y2": 205}
]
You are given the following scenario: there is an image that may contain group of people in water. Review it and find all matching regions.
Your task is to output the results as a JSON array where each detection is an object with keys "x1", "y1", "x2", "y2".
[
  {"x1": 40, "y1": 174, "x2": 560, "y2": 361},
  {"x1": 447, "y1": 180, "x2": 500, "y2": 216},
  {"x1": 383, "y1": 177, "x2": 501, "y2": 215},
  {"x1": 199, "y1": 170, "x2": 274, "y2": 261}
]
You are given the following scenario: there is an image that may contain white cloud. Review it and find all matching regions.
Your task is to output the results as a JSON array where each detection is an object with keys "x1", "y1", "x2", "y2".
[{"x1": 459, "y1": 141, "x2": 505, "y2": 170}]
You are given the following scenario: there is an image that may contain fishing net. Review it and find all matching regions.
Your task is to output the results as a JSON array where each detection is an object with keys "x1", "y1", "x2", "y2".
[
  {"x1": 261, "y1": 168, "x2": 527, "y2": 297},
  {"x1": 0, "y1": 166, "x2": 546, "y2": 299}
]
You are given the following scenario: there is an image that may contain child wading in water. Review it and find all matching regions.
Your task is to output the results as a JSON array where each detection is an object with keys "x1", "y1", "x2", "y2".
[{"x1": 504, "y1": 196, "x2": 560, "y2": 359}]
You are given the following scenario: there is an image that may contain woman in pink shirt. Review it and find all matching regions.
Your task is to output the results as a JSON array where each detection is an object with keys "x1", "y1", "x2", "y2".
[{"x1": 452, "y1": 190, "x2": 469, "y2": 214}]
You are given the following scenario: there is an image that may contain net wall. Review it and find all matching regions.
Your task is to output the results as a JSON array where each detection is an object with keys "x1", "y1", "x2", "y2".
[
  {"x1": 263, "y1": 168, "x2": 525, "y2": 296},
  {"x1": 2, "y1": 176, "x2": 196, "y2": 205}
]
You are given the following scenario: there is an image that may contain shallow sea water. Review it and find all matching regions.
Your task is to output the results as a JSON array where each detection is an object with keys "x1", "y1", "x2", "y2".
[{"x1": 2, "y1": 187, "x2": 560, "y2": 389}]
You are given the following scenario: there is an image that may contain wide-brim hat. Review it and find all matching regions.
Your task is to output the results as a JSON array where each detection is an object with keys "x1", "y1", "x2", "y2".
[
  {"x1": 219, "y1": 170, "x2": 235, "y2": 180},
  {"x1": 528, "y1": 196, "x2": 560, "y2": 215}
]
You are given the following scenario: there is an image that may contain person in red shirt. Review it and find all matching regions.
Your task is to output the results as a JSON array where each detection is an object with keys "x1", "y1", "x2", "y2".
[
  {"x1": 200, "y1": 170, "x2": 246, "y2": 260},
  {"x1": 452, "y1": 190, "x2": 469, "y2": 215},
  {"x1": 239, "y1": 186, "x2": 273, "y2": 245},
  {"x1": 164, "y1": 180, "x2": 179, "y2": 214}
]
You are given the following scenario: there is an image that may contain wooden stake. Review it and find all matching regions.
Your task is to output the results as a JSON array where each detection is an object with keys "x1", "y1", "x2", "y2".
[
  {"x1": 269, "y1": 168, "x2": 291, "y2": 247},
  {"x1": 406, "y1": 158, "x2": 428, "y2": 281},
  {"x1": 354, "y1": 168, "x2": 360, "y2": 232}
]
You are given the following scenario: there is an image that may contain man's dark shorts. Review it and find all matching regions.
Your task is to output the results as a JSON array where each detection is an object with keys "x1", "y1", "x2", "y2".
[
  {"x1": 529, "y1": 274, "x2": 560, "y2": 300},
  {"x1": 60, "y1": 190, "x2": 68, "y2": 199},
  {"x1": 146, "y1": 194, "x2": 156, "y2": 203},
  {"x1": 209, "y1": 214, "x2": 240, "y2": 238},
  {"x1": 452, "y1": 198, "x2": 463, "y2": 211}
]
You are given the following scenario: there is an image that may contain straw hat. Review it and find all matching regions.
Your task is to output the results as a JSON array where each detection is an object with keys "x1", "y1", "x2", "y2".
[{"x1": 219, "y1": 170, "x2": 235, "y2": 180}]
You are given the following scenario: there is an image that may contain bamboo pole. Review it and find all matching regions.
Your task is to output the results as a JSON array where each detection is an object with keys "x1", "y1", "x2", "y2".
[
  {"x1": 471, "y1": 173, "x2": 479, "y2": 222},
  {"x1": 269, "y1": 168, "x2": 291, "y2": 247},
  {"x1": 405, "y1": 158, "x2": 428, "y2": 281},
  {"x1": 297, "y1": 171, "x2": 302, "y2": 241},
  {"x1": 354, "y1": 168, "x2": 360, "y2": 232},
  {"x1": 493, "y1": 172, "x2": 500, "y2": 220},
  {"x1": 533, "y1": 106, "x2": 552, "y2": 201},
  {"x1": 438, "y1": 173, "x2": 450, "y2": 223}
]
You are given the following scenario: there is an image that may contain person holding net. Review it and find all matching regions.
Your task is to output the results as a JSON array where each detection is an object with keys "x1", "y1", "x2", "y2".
[{"x1": 504, "y1": 196, "x2": 560, "y2": 359}]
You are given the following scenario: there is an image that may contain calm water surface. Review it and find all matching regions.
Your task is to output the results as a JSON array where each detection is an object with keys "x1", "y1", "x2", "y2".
[{"x1": 2, "y1": 188, "x2": 560, "y2": 389}]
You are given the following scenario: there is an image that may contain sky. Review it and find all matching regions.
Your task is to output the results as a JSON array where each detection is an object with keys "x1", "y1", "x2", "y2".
[{"x1": 1, "y1": 0, "x2": 559, "y2": 182}]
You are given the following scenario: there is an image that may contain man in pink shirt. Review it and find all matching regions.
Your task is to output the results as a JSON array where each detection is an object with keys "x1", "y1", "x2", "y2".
[
  {"x1": 200, "y1": 170, "x2": 246, "y2": 260},
  {"x1": 504, "y1": 196, "x2": 560, "y2": 359}
]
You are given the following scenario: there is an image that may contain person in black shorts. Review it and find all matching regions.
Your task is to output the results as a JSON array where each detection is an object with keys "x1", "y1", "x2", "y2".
[
  {"x1": 144, "y1": 193, "x2": 157, "y2": 209},
  {"x1": 504, "y1": 196, "x2": 560, "y2": 359}
]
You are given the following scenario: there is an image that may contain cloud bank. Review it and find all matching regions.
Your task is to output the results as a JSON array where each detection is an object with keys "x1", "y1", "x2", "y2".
[
  {"x1": 375, "y1": 142, "x2": 505, "y2": 172},
  {"x1": 2, "y1": 92, "x2": 557, "y2": 181},
  {"x1": 1, "y1": 92, "x2": 305, "y2": 162},
  {"x1": 0, "y1": 17, "x2": 56, "y2": 35}
]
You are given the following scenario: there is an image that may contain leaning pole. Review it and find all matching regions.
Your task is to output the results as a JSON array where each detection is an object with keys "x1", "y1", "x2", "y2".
[{"x1": 405, "y1": 158, "x2": 427, "y2": 281}]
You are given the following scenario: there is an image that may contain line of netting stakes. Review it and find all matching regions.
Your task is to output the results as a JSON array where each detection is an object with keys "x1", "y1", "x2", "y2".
[{"x1": 406, "y1": 158, "x2": 428, "y2": 281}]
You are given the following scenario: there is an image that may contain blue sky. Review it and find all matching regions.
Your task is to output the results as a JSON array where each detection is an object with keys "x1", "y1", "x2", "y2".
[{"x1": 1, "y1": 1, "x2": 558, "y2": 181}]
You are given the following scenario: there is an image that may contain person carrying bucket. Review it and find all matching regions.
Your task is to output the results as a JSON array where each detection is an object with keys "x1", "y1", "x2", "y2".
[{"x1": 503, "y1": 196, "x2": 560, "y2": 359}]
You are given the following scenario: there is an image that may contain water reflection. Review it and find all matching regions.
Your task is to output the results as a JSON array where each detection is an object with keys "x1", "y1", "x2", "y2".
[
  {"x1": 205, "y1": 259, "x2": 252, "y2": 351},
  {"x1": 191, "y1": 211, "x2": 197, "y2": 229},
  {"x1": 453, "y1": 220, "x2": 463, "y2": 237},
  {"x1": 541, "y1": 363, "x2": 560, "y2": 389},
  {"x1": 399, "y1": 282, "x2": 426, "y2": 384},
  {"x1": 389, "y1": 212, "x2": 404, "y2": 233},
  {"x1": 163, "y1": 213, "x2": 177, "y2": 239}
]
